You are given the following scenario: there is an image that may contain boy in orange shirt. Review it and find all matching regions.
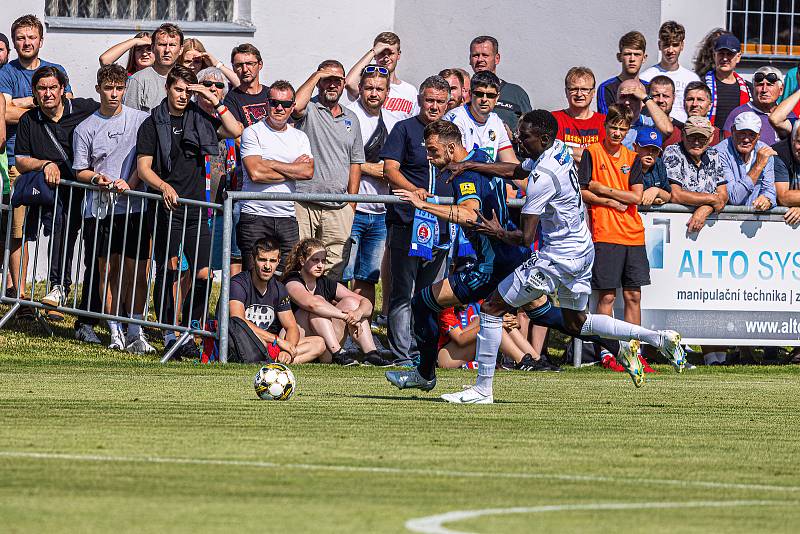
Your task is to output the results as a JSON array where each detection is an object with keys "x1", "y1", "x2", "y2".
[{"x1": 579, "y1": 104, "x2": 653, "y2": 371}]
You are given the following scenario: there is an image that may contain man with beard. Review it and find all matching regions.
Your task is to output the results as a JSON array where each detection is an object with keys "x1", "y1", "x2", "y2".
[
  {"x1": 438, "y1": 68, "x2": 464, "y2": 111},
  {"x1": 292, "y1": 60, "x2": 365, "y2": 281}
]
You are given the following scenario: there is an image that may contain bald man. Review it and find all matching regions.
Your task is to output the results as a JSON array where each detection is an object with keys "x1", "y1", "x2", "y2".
[{"x1": 615, "y1": 78, "x2": 673, "y2": 149}]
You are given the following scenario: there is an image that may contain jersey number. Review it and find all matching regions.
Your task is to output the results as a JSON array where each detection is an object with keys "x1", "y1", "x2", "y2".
[{"x1": 568, "y1": 168, "x2": 583, "y2": 209}]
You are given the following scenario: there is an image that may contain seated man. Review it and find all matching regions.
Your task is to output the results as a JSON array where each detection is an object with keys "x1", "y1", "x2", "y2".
[
  {"x1": 227, "y1": 238, "x2": 325, "y2": 364},
  {"x1": 663, "y1": 116, "x2": 728, "y2": 234},
  {"x1": 714, "y1": 111, "x2": 775, "y2": 211}
]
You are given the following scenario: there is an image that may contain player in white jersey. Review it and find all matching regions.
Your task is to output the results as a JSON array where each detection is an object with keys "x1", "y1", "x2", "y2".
[
  {"x1": 444, "y1": 71, "x2": 517, "y2": 164},
  {"x1": 438, "y1": 110, "x2": 686, "y2": 404}
]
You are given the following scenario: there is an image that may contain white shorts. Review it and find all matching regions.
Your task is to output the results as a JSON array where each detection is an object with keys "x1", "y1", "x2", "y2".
[{"x1": 497, "y1": 250, "x2": 594, "y2": 311}]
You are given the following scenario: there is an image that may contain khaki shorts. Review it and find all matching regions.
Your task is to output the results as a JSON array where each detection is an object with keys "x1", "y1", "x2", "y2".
[{"x1": 8, "y1": 165, "x2": 25, "y2": 239}]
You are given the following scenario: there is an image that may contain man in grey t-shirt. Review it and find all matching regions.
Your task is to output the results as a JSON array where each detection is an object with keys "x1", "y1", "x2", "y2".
[
  {"x1": 124, "y1": 23, "x2": 182, "y2": 112},
  {"x1": 292, "y1": 60, "x2": 365, "y2": 281}
]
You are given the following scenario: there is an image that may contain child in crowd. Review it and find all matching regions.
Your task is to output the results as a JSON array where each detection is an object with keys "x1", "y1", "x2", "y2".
[
  {"x1": 634, "y1": 127, "x2": 672, "y2": 206},
  {"x1": 283, "y1": 238, "x2": 392, "y2": 367}
]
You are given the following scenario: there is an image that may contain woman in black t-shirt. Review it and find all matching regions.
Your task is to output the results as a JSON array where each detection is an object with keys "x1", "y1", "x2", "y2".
[{"x1": 283, "y1": 239, "x2": 391, "y2": 367}]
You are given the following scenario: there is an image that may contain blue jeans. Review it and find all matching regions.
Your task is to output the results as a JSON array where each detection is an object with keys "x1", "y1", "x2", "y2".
[{"x1": 342, "y1": 211, "x2": 386, "y2": 283}]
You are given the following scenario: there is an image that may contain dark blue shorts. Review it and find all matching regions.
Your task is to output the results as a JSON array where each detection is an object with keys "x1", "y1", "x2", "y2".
[{"x1": 449, "y1": 269, "x2": 502, "y2": 305}]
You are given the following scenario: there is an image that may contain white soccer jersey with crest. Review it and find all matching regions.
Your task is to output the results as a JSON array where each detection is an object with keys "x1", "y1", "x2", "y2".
[
  {"x1": 444, "y1": 104, "x2": 512, "y2": 161},
  {"x1": 521, "y1": 139, "x2": 593, "y2": 259}
]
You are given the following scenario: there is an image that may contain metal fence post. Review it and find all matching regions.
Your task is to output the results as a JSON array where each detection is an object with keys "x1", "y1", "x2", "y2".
[{"x1": 217, "y1": 194, "x2": 233, "y2": 363}]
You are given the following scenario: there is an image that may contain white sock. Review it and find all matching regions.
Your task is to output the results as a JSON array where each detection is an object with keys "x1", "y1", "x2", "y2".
[
  {"x1": 107, "y1": 321, "x2": 122, "y2": 338},
  {"x1": 474, "y1": 313, "x2": 503, "y2": 396},
  {"x1": 128, "y1": 315, "x2": 142, "y2": 339},
  {"x1": 580, "y1": 313, "x2": 662, "y2": 348}
]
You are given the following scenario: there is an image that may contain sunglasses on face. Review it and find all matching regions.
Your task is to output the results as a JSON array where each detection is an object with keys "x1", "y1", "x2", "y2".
[
  {"x1": 201, "y1": 81, "x2": 225, "y2": 89},
  {"x1": 753, "y1": 72, "x2": 779, "y2": 84},
  {"x1": 362, "y1": 65, "x2": 389, "y2": 76},
  {"x1": 473, "y1": 90, "x2": 499, "y2": 99},
  {"x1": 269, "y1": 98, "x2": 294, "y2": 109}
]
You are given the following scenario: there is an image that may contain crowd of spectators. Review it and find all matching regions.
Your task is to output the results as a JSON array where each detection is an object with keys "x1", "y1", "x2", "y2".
[{"x1": 0, "y1": 15, "x2": 797, "y2": 367}]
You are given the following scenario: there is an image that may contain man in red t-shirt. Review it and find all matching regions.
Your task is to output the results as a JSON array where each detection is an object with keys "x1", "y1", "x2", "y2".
[{"x1": 552, "y1": 66, "x2": 606, "y2": 164}]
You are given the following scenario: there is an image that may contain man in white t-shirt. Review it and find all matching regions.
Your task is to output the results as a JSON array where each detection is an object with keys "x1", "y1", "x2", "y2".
[
  {"x1": 343, "y1": 67, "x2": 396, "y2": 307},
  {"x1": 444, "y1": 71, "x2": 518, "y2": 164},
  {"x1": 238, "y1": 80, "x2": 314, "y2": 272},
  {"x1": 344, "y1": 31, "x2": 418, "y2": 123},
  {"x1": 640, "y1": 21, "x2": 699, "y2": 123}
]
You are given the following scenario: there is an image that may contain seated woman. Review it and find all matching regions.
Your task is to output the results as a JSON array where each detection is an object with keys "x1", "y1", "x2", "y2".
[
  {"x1": 438, "y1": 302, "x2": 561, "y2": 372},
  {"x1": 228, "y1": 238, "x2": 326, "y2": 364},
  {"x1": 283, "y1": 238, "x2": 392, "y2": 367}
]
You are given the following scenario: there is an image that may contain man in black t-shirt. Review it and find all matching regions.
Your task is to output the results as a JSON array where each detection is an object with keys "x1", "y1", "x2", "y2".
[
  {"x1": 15, "y1": 65, "x2": 102, "y2": 342},
  {"x1": 223, "y1": 44, "x2": 269, "y2": 128},
  {"x1": 228, "y1": 238, "x2": 325, "y2": 363},
  {"x1": 136, "y1": 65, "x2": 243, "y2": 357}
]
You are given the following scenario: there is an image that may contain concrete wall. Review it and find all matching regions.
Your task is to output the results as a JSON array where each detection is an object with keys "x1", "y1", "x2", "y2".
[
  {"x1": 393, "y1": 0, "x2": 662, "y2": 112},
  {"x1": 0, "y1": 1, "x2": 395, "y2": 97}
]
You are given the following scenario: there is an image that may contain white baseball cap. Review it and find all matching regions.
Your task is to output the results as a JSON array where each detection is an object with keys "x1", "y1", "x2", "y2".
[{"x1": 733, "y1": 111, "x2": 762, "y2": 133}]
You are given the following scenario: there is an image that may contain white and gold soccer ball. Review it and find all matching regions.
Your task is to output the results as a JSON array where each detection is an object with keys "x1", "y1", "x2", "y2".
[{"x1": 254, "y1": 363, "x2": 296, "y2": 401}]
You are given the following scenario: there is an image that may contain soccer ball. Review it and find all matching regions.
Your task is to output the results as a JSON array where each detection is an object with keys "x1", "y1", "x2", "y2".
[{"x1": 254, "y1": 363, "x2": 296, "y2": 401}]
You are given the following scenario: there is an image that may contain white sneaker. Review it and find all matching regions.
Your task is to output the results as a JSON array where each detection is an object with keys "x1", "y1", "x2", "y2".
[
  {"x1": 41, "y1": 285, "x2": 65, "y2": 307},
  {"x1": 125, "y1": 333, "x2": 156, "y2": 354},
  {"x1": 440, "y1": 386, "x2": 494, "y2": 404},
  {"x1": 108, "y1": 332, "x2": 126, "y2": 350}
]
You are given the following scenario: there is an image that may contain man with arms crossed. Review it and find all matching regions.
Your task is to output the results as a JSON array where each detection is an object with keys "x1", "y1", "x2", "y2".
[{"x1": 237, "y1": 80, "x2": 313, "y2": 273}]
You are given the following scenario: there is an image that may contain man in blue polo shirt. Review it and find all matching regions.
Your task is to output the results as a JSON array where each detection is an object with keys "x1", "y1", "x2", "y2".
[
  {"x1": 0, "y1": 14, "x2": 72, "y2": 305},
  {"x1": 379, "y1": 75, "x2": 451, "y2": 365}
]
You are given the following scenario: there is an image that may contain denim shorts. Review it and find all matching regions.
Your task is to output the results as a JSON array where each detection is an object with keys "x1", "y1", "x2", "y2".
[{"x1": 343, "y1": 211, "x2": 386, "y2": 283}]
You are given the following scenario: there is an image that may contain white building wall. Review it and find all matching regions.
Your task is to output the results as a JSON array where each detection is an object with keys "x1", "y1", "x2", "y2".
[
  {"x1": 0, "y1": 1, "x2": 395, "y2": 97},
  {"x1": 658, "y1": 0, "x2": 727, "y2": 73},
  {"x1": 393, "y1": 0, "x2": 662, "y2": 112}
]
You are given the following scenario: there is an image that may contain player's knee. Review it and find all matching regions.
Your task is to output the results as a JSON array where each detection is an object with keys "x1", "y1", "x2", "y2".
[
  {"x1": 563, "y1": 310, "x2": 587, "y2": 336},
  {"x1": 338, "y1": 296, "x2": 360, "y2": 312}
]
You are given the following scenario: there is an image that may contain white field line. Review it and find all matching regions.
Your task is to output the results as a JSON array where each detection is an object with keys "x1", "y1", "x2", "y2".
[
  {"x1": 1, "y1": 451, "x2": 799, "y2": 495},
  {"x1": 405, "y1": 501, "x2": 796, "y2": 534}
]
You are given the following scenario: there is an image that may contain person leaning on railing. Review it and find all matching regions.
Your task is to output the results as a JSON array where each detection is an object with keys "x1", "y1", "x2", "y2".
[
  {"x1": 14, "y1": 65, "x2": 104, "y2": 343},
  {"x1": 135, "y1": 65, "x2": 243, "y2": 359}
]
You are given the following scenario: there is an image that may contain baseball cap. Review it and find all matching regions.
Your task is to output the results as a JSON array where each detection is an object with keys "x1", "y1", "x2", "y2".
[
  {"x1": 714, "y1": 34, "x2": 741, "y2": 53},
  {"x1": 683, "y1": 116, "x2": 714, "y2": 138},
  {"x1": 733, "y1": 111, "x2": 762, "y2": 133},
  {"x1": 634, "y1": 127, "x2": 663, "y2": 150}
]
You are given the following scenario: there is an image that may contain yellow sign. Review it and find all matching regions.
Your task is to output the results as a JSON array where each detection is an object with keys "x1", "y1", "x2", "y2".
[{"x1": 459, "y1": 182, "x2": 477, "y2": 195}]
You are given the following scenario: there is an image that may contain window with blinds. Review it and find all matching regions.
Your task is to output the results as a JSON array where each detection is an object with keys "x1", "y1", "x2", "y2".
[{"x1": 45, "y1": 0, "x2": 233, "y2": 23}]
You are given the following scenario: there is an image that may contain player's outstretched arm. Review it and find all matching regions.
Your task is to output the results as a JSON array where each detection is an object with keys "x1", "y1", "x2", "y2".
[
  {"x1": 446, "y1": 160, "x2": 527, "y2": 182},
  {"x1": 521, "y1": 213, "x2": 541, "y2": 248},
  {"x1": 394, "y1": 189, "x2": 481, "y2": 226}
]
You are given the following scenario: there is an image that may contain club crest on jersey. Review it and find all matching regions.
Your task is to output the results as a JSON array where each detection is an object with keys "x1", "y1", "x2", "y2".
[
  {"x1": 459, "y1": 182, "x2": 477, "y2": 196},
  {"x1": 343, "y1": 118, "x2": 352, "y2": 132},
  {"x1": 416, "y1": 222, "x2": 432, "y2": 244},
  {"x1": 621, "y1": 165, "x2": 631, "y2": 174},
  {"x1": 488, "y1": 129, "x2": 496, "y2": 141}
]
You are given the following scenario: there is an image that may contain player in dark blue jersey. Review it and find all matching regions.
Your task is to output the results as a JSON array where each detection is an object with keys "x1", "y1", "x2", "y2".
[{"x1": 387, "y1": 120, "x2": 527, "y2": 389}]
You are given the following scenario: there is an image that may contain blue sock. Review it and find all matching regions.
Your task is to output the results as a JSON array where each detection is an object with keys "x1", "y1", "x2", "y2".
[{"x1": 412, "y1": 287, "x2": 444, "y2": 381}]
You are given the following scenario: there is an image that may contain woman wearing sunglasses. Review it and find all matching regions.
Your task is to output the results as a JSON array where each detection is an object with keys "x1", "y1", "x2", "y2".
[{"x1": 178, "y1": 38, "x2": 240, "y2": 88}]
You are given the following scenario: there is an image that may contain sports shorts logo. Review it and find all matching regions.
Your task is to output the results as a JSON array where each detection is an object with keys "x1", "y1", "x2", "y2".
[
  {"x1": 416, "y1": 222, "x2": 432, "y2": 244},
  {"x1": 459, "y1": 182, "x2": 477, "y2": 196}
]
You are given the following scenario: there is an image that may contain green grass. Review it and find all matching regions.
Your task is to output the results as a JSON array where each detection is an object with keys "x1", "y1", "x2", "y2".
[{"x1": 2, "y1": 316, "x2": 800, "y2": 533}]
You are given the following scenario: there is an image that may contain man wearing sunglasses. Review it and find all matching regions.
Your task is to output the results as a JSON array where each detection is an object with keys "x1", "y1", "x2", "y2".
[
  {"x1": 444, "y1": 71, "x2": 517, "y2": 165},
  {"x1": 345, "y1": 32, "x2": 418, "y2": 124},
  {"x1": 292, "y1": 60, "x2": 365, "y2": 281},
  {"x1": 238, "y1": 80, "x2": 313, "y2": 274},
  {"x1": 723, "y1": 66, "x2": 784, "y2": 146}
]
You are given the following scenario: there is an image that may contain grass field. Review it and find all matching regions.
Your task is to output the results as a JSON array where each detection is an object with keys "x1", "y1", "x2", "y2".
[{"x1": 2, "y1": 316, "x2": 800, "y2": 533}]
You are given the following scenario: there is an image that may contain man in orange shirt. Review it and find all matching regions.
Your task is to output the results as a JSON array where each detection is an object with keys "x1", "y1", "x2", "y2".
[{"x1": 578, "y1": 104, "x2": 650, "y2": 367}]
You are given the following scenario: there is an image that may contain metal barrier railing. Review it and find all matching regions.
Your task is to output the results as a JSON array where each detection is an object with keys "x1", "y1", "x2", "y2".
[
  {"x1": 0, "y1": 179, "x2": 222, "y2": 362},
  {"x1": 2, "y1": 182, "x2": 793, "y2": 365}
]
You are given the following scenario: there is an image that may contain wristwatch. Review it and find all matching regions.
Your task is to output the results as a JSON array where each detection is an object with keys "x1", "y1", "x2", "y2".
[{"x1": 642, "y1": 95, "x2": 653, "y2": 104}]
